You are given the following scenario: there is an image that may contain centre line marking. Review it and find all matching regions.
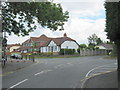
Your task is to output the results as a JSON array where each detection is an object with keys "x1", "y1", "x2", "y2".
[
  {"x1": 34, "y1": 71, "x2": 44, "y2": 76},
  {"x1": 34, "y1": 70, "x2": 53, "y2": 76},
  {"x1": 9, "y1": 79, "x2": 28, "y2": 89}
]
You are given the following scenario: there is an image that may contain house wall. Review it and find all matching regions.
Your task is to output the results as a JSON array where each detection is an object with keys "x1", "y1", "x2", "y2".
[
  {"x1": 41, "y1": 41, "x2": 60, "y2": 53},
  {"x1": 10, "y1": 46, "x2": 21, "y2": 52},
  {"x1": 61, "y1": 41, "x2": 79, "y2": 51},
  {"x1": 95, "y1": 46, "x2": 106, "y2": 49}
]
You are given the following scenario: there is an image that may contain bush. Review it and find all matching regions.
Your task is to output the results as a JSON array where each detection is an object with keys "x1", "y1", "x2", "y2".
[
  {"x1": 46, "y1": 52, "x2": 53, "y2": 56},
  {"x1": 110, "y1": 44, "x2": 117, "y2": 57},
  {"x1": 77, "y1": 48, "x2": 80, "y2": 54},
  {"x1": 59, "y1": 49, "x2": 75, "y2": 55},
  {"x1": 59, "y1": 49, "x2": 64, "y2": 55},
  {"x1": 39, "y1": 52, "x2": 53, "y2": 56}
]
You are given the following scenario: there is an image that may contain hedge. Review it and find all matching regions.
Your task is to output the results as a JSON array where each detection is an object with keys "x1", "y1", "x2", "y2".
[{"x1": 59, "y1": 49, "x2": 75, "y2": 55}]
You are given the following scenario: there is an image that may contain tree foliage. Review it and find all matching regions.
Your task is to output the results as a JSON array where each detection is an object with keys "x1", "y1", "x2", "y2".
[
  {"x1": 96, "y1": 38, "x2": 103, "y2": 45},
  {"x1": 79, "y1": 44, "x2": 87, "y2": 49},
  {"x1": 104, "y1": 1, "x2": 120, "y2": 71},
  {"x1": 104, "y1": 2, "x2": 120, "y2": 42},
  {"x1": 2, "y1": 2, "x2": 69, "y2": 36},
  {"x1": 87, "y1": 34, "x2": 103, "y2": 45}
]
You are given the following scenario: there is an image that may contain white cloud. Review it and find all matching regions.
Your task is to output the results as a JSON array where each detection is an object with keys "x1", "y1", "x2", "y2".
[
  {"x1": 54, "y1": 0, "x2": 105, "y2": 3},
  {"x1": 62, "y1": 17, "x2": 107, "y2": 44},
  {"x1": 7, "y1": 1, "x2": 108, "y2": 45},
  {"x1": 61, "y1": 1, "x2": 105, "y2": 17}
]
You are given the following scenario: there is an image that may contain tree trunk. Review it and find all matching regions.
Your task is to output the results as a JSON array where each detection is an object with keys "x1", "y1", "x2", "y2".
[{"x1": 115, "y1": 40, "x2": 120, "y2": 87}]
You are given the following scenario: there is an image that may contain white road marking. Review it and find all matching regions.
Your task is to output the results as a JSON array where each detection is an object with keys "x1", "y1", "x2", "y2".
[
  {"x1": 34, "y1": 69, "x2": 53, "y2": 76},
  {"x1": 85, "y1": 63, "x2": 117, "y2": 77},
  {"x1": 34, "y1": 71, "x2": 45, "y2": 76},
  {"x1": 9, "y1": 79, "x2": 28, "y2": 89}
]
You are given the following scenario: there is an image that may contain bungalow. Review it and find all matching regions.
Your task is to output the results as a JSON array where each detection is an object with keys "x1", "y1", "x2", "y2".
[
  {"x1": 6, "y1": 44, "x2": 21, "y2": 56},
  {"x1": 95, "y1": 43, "x2": 113, "y2": 54},
  {"x1": 20, "y1": 33, "x2": 79, "y2": 55},
  {"x1": 95, "y1": 43, "x2": 113, "y2": 50}
]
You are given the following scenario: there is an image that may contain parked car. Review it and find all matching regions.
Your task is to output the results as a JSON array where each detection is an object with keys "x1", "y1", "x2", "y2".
[{"x1": 11, "y1": 55, "x2": 22, "y2": 59}]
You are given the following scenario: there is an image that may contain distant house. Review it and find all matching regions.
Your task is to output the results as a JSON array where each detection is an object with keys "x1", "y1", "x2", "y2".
[
  {"x1": 95, "y1": 43, "x2": 113, "y2": 50},
  {"x1": 20, "y1": 33, "x2": 79, "y2": 55},
  {"x1": 6, "y1": 44, "x2": 21, "y2": 56}
]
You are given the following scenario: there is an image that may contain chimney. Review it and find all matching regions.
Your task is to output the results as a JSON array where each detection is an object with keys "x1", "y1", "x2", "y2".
[{"x1": 64, "y1": 33, "x2": 67, "y2": 37}]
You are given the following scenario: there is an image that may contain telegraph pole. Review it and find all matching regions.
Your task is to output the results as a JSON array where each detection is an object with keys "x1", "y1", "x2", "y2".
[
  {"x1": 0, "y1": 1, "x2": 2, "y2": 64},
  {"x1": 2, "y1": 31, "x2": 7, "y2": 66},
  {"x1": 0, "y1": 1, "x2": 7, "y2": 66}
]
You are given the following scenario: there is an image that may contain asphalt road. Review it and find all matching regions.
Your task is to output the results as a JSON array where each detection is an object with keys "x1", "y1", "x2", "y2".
[{"x1": 2, "y1": 56, "x2": 117, "y2": 89}]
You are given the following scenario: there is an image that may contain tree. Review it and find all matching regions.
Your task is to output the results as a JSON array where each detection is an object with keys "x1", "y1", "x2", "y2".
[
  {"x1": 2, "y1": 2, "x2": 69, "y2": 36},
  {"x1": 88, "y1": 34, "x2": 103, "y2": 46},
  {"x1": 79, "y1": 44, "x2": 87, "y2": 49},
  {"x1": 87, "y1": 34, "x2": 98, "y2": 45},
  {"x1": 96, "y1": 38, "x2": 103, "y2": 45},
  {"x1": 87, "y1": 43, "x2": 95, "y2": 50},
  {"x1": 77, "y1": 48, "x2": 80, "y2": 54},
  {"x1": 104, "y1": 1, "x2": 120, "y2": 82},
  {"x1": 106, "y1": 41, "x2": 113, "y2": 44},
  {"x1": 0, "y1": 1, "x2": 69, "y2": 65}
]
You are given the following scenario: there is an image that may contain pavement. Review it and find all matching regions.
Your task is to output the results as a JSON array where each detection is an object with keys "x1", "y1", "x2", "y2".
[
  {"x1": 1, "y1": 58, "x2": 36, "y2": 76},
  {"x1": 82, "y1": 71, "x2": 119, "y2": 88}
]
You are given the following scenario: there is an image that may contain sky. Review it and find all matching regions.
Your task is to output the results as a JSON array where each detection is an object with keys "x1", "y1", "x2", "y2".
[{"x1": 7, "y1": 0, "x2": 108, "y2": 45}]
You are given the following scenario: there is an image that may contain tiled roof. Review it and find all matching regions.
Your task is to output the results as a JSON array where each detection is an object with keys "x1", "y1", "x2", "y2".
[
  {"x1": 52, "y1": 37, "x2": 75, "y2": 46},
  {"x1": 7, "y1": 44, "x2": 21, "y2": 49},
  {"x1": 22, "y1": 34, "x2": 78, "y2": 48},
  {"x1": 97, "y1": 44, "x2": 113, "y2": 49}
]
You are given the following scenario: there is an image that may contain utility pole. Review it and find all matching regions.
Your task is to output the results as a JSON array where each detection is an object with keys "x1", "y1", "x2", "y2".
[
  {"x1": 0, "y1": 1, "x2": 2, "y2": 64},
  {"x1": 2, "y1": 31, "x2": 7, "y2": 66},
  {"x1": 0, "y1": 1, "x2": 7, "y2": 66}
]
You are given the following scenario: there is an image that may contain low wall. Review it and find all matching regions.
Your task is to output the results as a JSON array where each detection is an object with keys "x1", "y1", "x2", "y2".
[{"x1": 80, "y1": 49, "x2": 108, "y2": 56}]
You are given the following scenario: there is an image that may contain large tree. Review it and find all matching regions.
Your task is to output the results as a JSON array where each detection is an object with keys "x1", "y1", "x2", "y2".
[
  {"x1": 0, "y1": 1, "x2": 69, "y2": 65},
  {"x1": 1, "y1": 2, "x2": 69, "y2": 36},
  {"x1": 104, "y1": 2, "x2": 120, "y2": 72},
  {"x1": 105, "y1": 1, "x2": 120, "y2": 85}
]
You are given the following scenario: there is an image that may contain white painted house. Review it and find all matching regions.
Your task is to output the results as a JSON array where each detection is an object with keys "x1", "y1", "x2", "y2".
[{"x1": 20, "y1": 33, "x2": 79, "y2": 55}]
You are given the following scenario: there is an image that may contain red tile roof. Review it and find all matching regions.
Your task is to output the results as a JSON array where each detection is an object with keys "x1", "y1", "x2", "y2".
[
  {"x1": 7, "y1": 44, "x2": 21, "y2": 49},
  {"x1": 21, "y1": 34, "x2": 78, "y2": 49},
  {"x1": 52, "y1": 37, "x2": 75, "y2": 46}
]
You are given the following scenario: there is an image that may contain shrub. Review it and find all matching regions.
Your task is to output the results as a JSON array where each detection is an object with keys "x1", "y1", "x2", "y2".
[
  {"x1": 46, "y1": 52, "x2": 53, "y2": 56},
  {"x1": 110, "y1": 44, "x2": 117, "y2": 57},
  {"x1": 77, "y1": 48, "x2": 80, "y2": 54},
  {"x1": 59, "y1": 49, "x2": 64, "y2": 55},
  {"x1": 59, "y1": 49, "x2": 75, "y2": 55}
]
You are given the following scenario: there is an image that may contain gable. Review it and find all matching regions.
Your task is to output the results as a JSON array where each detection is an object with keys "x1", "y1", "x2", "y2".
[
  {"x1": 61, "y1": 41, "x2": 79, "y2": 49},
  {"x1": 48, "y1": 40, "x2": 57, "y2": 46}
]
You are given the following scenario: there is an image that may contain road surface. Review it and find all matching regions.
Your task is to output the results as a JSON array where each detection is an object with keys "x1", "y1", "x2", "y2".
[{"x1": 2, "y1": 56, "x2": 117, "y2": 89}]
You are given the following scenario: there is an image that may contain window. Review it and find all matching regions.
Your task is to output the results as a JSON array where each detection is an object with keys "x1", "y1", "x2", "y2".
[
  {"x1": 46, "y1": 47, "x2": 47, "y2": 52},
  {"x1": 41, "y1": 47, "x2": 43, "y2": 52},
  {"x1": 48, "y1": 46, "x2": 50, "y2": 52},
  {"x1": 54, "y1": 46, "x2": 57, "y2": 51}
]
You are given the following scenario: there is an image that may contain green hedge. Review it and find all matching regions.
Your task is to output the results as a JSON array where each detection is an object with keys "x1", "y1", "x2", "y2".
[
  {"x1": 59, "y1": 49, "x2": 75, "y2": 55},
  {"x1": 77, "y1": 48, "x2": 80, "y2": 54}
]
